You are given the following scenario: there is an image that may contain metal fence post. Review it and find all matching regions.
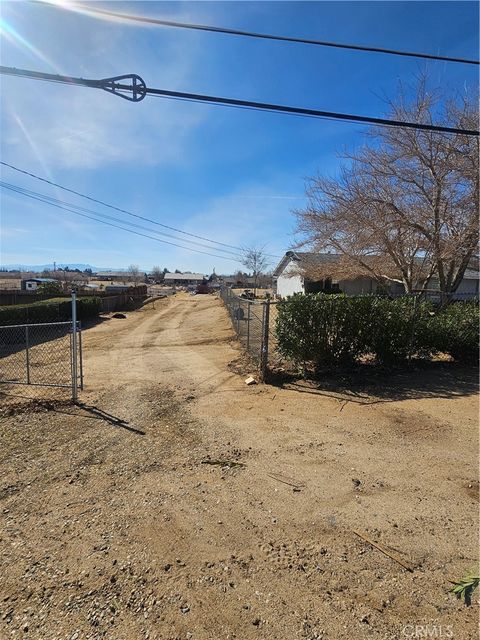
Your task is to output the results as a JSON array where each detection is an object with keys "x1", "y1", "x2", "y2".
[
  {"x1": 236, "y1": 300, "x2": 241, "y2": 333},
  {"x1": 25, "y1": 325, "x2": 30, "y2": 384},
  {"x1": 260, "y1": 298, "x2": 270, "y2": 382},
  {"x1": 408, "y1": 294, "x2": 418, "y2": 362},
  {"x1": 246, "y1": 301, "x2": 251, "y2": 351},
  {"x1": 78, "y1": 323, "x2": 84, "y2": 390},
  {"x1": 71, "y1": 289, "x2": 78, "y2": 401}
]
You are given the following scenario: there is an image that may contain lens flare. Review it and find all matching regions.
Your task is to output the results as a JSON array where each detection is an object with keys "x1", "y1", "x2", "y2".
[
  {"x1": 7, "y1": 111, "x2": 62, "y2": 205},
  {"x1": 0, "y1": 16, "x2": 60, "y2": 72}
]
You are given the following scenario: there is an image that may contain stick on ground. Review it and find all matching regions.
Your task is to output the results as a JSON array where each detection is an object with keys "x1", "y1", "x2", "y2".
[{"x1": 353, "y1": 530, "x2": 414, "y2": 572}]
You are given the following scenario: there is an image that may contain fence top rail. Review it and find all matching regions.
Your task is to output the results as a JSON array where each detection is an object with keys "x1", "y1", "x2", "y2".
[{"x1": 0, "y1": 320, "x2": 81, "y2": 329}]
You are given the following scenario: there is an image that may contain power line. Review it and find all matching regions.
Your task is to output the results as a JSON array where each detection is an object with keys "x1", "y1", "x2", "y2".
[
  {"x1": 0, "y1": 161, "x2": 267, "y2": 255},
  {"x1": 0, "y1": 182, "x2": 244, "y2": 263},
  {"x1": 0, "y1": 181, "x2": 242, "y2": 258},
  {"x1": 2, "y1": 66, "x2": 478, "y2": 136},
  {"x1": 40, "y1": 1, "x2": 480, "y2": 66}
]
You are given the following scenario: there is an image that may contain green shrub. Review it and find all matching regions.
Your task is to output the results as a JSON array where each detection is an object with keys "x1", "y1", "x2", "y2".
[
  {"x1": 275, "y1": 293, "x2": 477, "y2": 372},
  {"x1": 276, "y1": 293, "x2": 374, "y2": 371},
  {"x1": 37, "y1": 281, "x2": 63, "y2": 296},
  {"x1": 368, "y1": 297, "x2": 434, "y2": 365},
  {"x1": 77, "y1": 297, "x2": 102, "y2": 320},
  {"x1": 427, "y1": 301, "x2": 479, "y2": 364},
  {"x1": 0, "y1": 297, "x2": 101, "y2": 325}
]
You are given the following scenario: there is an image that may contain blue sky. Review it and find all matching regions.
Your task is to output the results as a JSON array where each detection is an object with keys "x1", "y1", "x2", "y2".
[{"x1": 1, "y1": 1, "x2": 478, "y2": 273}]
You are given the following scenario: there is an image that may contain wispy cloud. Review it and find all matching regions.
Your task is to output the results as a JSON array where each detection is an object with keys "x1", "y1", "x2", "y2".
[
  {"x1": 174, "y1": 178, "x2": 303, "y2": 271},
  {"x1": 0, "y1": 226, "x2": 29, "y2": 238},
  {"x1": 0, "y1": 3, "x2": 208, "y2": 171}
]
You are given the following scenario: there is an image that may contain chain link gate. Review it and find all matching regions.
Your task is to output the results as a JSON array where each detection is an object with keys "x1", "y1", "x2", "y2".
[{"x1": 0, "y1": 293, "x2": 83, "y2": 399}]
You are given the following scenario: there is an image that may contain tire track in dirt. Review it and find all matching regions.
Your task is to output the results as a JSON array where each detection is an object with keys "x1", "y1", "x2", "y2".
[{"x1": 81, "y1": 294, "x2": 243, "y2": 404}]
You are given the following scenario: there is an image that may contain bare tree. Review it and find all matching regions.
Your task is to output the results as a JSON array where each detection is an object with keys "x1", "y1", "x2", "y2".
[
  {"x1": 241, "y1": 246, "x2": 270, "y2": 296},
  {"x1": 295, "y1": 78, "x2": 479, "y2": 297},
  {"x1": 127, "y1": 264, "x2": 141, "y2": 287},
  {"x1": 56, "y1": 269, "x2": 78, "y2": 291},
  {"x1": 151, "y1": 266, "x2": 163, "y2": 282}
]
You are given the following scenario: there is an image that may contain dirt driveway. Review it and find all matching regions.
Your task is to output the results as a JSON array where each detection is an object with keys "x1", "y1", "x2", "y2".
[{"x1": 1, "y1": 293, "x2": 478, "y2": 640}]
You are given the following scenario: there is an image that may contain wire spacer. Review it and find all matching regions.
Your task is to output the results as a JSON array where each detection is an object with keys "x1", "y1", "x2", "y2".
[{"x1": 100, "y1": 74, "x2": 147, "y2": 102}]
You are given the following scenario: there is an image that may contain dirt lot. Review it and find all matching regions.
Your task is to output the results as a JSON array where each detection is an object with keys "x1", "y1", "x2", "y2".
[
  {"x1": 1, "y1": 293, "x2": 478, "y2": 640},
  {"x1": 0, "y1": 278, "x2": 22, "y2": 290}
]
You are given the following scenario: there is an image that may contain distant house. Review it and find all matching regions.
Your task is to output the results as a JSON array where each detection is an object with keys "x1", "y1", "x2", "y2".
[
  {"x1": 164, "y1": 272, "x2": 206, "y2": 286},
  {"x1": 223, "y1": 275, "x2": 256, "y2": 288},
  {"x1": 273, "y1": 251, "x2": 479, "y2": 299},
  {"x1": 95, "y1": 271, "x2": 131, "y2": 282},
  {"x1": 21, "y1": 277, "x2": 58, "y2": 291},
  {"x1": 221, "y1": 275, "x2": 272, "y2": 288}
]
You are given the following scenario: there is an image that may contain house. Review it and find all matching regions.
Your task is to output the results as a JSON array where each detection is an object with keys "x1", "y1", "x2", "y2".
[
  {"x1": 21, "y1": 277, "x2": 58, "y2": 291},
  {"x1": 221, "y1": 274, "x2": 272, "y2": 288},
  {"x1": 95, "y1": 271, "x2": 131, "y2": 282},
  {"x1": 163, "y1": 272, "x2": 206, "y2": 286},
  {"x1": 222, "y1": 275, "x2": 256, "y2": 288},
  {"x1": 273, "y1": 252, "x2": 380, "y2": 297},
  {"x1": 273, "y1": 251, "x2": 479, "y2": 299}
]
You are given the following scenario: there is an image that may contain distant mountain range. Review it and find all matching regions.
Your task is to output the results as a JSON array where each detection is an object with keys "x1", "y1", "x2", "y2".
[{"x1": 0, "y1": 263, "x2": 125, "y2": 272}]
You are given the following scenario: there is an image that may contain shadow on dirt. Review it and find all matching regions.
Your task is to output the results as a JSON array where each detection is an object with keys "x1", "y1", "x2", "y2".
[
  {"x1": 267, "y1": 361, "x2": 479, "y2": 404},
  {"x1": 0, "y1": 392, "x2": 145, "y2": 435},
  {"x1": 74, "y1": 402, "x2": 146, "y2": 435}
]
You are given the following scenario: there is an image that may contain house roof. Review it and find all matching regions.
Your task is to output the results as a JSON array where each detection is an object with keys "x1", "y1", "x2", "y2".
[
  {"x1": 273, "y1": 251, "x2": 480, "y2": 280},
  {"x1": 223, "y1": 275, "x2": 256, "y2": 283},
  {"x1": 22, "y1": 277, "x2": 57, "y2": 283},
  {"x1": 96, "y1": 271, "x2": 130, "y2": 277},
  {"x1": 164, "y1": 272, "x2": 206, "y2": 281},
  {"x1": 273, "y1": 251, "x2": 340, "y2": 277}
]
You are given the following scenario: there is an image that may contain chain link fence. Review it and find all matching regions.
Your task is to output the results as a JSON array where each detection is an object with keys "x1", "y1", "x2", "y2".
[
  {"x1": 220, "y1": 287, "x2": 279, "y2": 379},
  {"x1": 220, "y1": 288, "x2": 478, "y2": 376},
  {"x1": 0, "y1": 321, "x2": 83, "y2": 391}
]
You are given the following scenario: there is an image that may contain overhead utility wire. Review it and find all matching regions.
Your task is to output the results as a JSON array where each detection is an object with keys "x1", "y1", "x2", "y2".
[
  {"x1": 0, "y1": 161, "x2": 272, "y2": 256},
  {"x1": 0, "y1": 181, "x2": 242, "y2": 258},
  {"x1": 0, "y1": 182, "x2": 243, "y2": 263},
  {"x1": 43, "y1": 2, "x2": 479, "y2": 66},
  {"x1": 1, "y1": 66, "x2": 477, "y2": 136}
]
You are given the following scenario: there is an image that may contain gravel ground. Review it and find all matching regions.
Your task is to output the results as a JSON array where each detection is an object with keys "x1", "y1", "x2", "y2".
[{"x1": 0, "y1": 294, "x2": 478, "y2": 640}]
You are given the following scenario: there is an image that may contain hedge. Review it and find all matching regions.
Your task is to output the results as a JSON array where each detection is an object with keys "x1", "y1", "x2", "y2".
[
  {"x1": 0, "y1": 297, "x2": 102, "y2": 326},
  {"x1": 275, "y1": 294, "x2": 478, "y2": 371},
  {"x1": 427, "y1": 300, "x2": 479, "y2": 364}
]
